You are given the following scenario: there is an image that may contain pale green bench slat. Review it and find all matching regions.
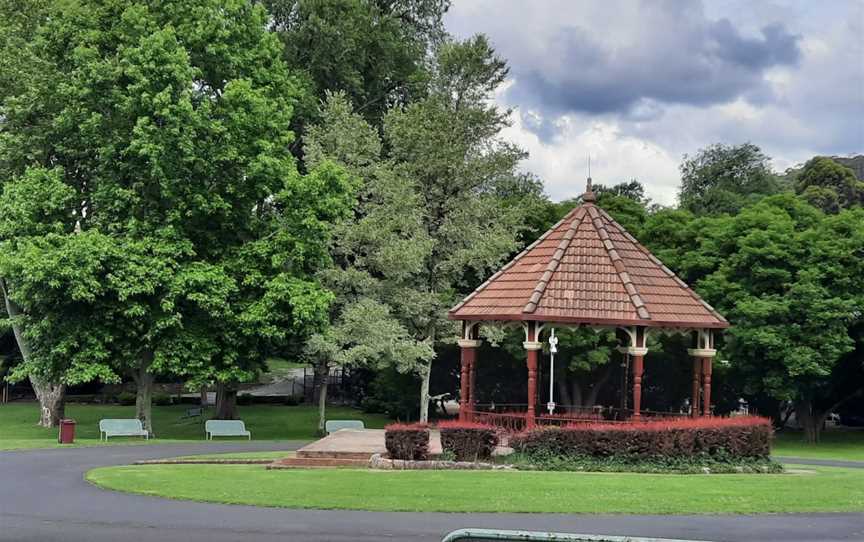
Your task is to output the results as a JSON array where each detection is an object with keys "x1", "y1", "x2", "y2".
[
  {"x1": 99, "y1": 419, "x2": 149, "y2": 440},
  {"x1": 205, "y1": 419, "x2": 251, "y2": 440},
  {"x1": 325, "y1": 420, "x2": 365, "y2": 434}
]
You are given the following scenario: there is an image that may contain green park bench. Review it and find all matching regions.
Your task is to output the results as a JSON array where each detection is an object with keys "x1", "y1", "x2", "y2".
[
  {"x1": 325, "y1": 420, "x2": 365, "y2": 434},
  {"x1": 205, "y1": 419, "x2": 251, "y2": 440},
  {"x1": 99, "y1": 419, "x2": 150, "y2": 441},
  {"x1": 180, "y1": 407, "x2": 205, "y2": 421},
  {"x1": 441, "y1": 529, "x2": 709, "y2": 542}
]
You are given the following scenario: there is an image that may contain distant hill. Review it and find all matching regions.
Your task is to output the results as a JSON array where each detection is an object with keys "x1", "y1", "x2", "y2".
[{"x1": 833, "y1": 155, "x2": 864, "y2": 180}]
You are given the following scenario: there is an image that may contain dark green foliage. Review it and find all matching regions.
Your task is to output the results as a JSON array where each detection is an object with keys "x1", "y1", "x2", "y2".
[
  {"x1": 510, "y1": 417, "x2": 772, "y2": 462},
  {"x1": 117, "y1": 392, "x2": 136, "y2": 406},
  {"x1": 152, "y1": 393, "x2": 172, "y2": 406},
  {"x1": 384, "y1": 423, "x2": 429, "y2": 460},
  {"x1": 508, "y1": 451, "x2": 783, "y2": 474},
  {"x1": 679, "y1": 143, "x2": 781, "y2": 215},
  {"x1": 795, "y1": 156, "x2": 864, "y2": 212},
  {"x1": 438, "y1": 421, "x2": 498, "y2": 461}
]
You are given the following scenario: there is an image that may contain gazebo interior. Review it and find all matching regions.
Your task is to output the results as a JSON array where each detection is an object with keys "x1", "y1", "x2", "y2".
[{"x1": 448, "y1": 179, "x2": 729, "y2": 429}]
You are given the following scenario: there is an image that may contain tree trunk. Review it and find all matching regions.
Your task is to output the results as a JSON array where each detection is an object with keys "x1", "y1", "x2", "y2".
[
  {"x1": 215, "y1": 383, "x2": 237, "y2": 420},
  {"x1": 585, "y1": 363, "x2": 615, "y2": 408},
  {"x1": 1, "y1": 277, "x2": 66, "y2": 427},
  {"x1": 31, "y1": 376, "x2": 66, "y2": 427},
  {"x1": 795, "y1": 399, "x2": 822, "y2": 444},
  {"x1": 557, "y1": 378, "x2": 572, "y2": 412},
  {"x1": 571, "y1": 380, "x2": 583, "y2": 409},
  {"x1": 418, "y1": 362, "x2": 431, "y2": 423},
  {"x1": 199, "y1": 386, "x2": 208, "y2": 406},
  {"x1": 317, "y1": 362, "x2": 329, "y2": 436},
  {"x1": 132, "y1": 352, "x2": 154, "y2": 435}
]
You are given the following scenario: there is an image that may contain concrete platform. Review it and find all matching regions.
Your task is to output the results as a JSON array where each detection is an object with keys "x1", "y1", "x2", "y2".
[{"x1": 268, "y1": 429, "x2": 444, "y2": 468}]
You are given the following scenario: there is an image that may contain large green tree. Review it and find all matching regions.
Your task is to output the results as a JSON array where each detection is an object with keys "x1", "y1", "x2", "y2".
[
  {"x1": 678, "y1": 143, "x2": 781, "y2": 215},
  {"x1": 306, "y1": 36, "x2": 537, "y2": 422},
  {"x1": 795, "y1": 156, "x2": 864, "y2": 213},
  {"x1": 0, "y1": 0, "x2": 353, "y2": 428},
  {"x1": 664, "y1": 195, "x2": 864, "y2": 442},
  {"x1": 260, "y1": 0, "x2": 449, "y2": 155}
]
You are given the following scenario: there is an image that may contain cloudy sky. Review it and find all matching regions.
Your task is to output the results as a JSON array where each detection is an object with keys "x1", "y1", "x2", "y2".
[{"x1": 445, "y1": 0, "x2": 864, "y2": 205}]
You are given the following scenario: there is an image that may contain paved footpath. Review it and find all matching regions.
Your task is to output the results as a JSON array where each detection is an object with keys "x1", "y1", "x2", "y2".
[{"x1": 1, "y1": 444, "x2": 863, "y2": 542}]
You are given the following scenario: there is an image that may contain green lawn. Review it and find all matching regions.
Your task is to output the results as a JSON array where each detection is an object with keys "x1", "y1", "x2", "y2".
[
  {"x1": 773, "y1": 429, "x2": 864, "y2": 461},
  {"x1": 86, "y1": 463, "x2": 864, "y2": 514},
  {"x1": 0, "y1": 402, "x2": 389, "y2": 450}
]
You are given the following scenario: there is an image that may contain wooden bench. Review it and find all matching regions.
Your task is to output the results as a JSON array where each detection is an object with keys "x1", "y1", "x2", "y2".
[
  {"x1": 325, "y1": 420, "x2": 365, "y2": 434},
  {"x1": 99, "y1": 419, "x2": 149, "y2": 441},
  {"x1": 205, "y1": 419, "x2": 251, "y2": 440}
]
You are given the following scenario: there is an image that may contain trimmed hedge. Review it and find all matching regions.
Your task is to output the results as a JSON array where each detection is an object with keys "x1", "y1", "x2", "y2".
[
  {"x1": 385, "y1": 423, "x2": 430, "y2": 460},
  {"x1": 511, "y1": 416, "x2": 772, "y2": 460},
  {"x1": 439, "y1": 421, "x2": 499, "y2": 461}
]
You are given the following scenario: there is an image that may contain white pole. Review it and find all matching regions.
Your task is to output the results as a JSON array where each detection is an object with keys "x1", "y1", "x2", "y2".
[{"x1": 547, "y1": 329, "x2": 558, "y2": 415}]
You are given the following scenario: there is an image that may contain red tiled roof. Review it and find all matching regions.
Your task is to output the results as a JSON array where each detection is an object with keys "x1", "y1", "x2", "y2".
[{"x1": 449, "y1": 195, "x2": 728, "y2": 329}]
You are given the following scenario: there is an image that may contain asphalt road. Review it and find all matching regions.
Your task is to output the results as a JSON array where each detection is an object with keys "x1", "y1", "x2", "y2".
[{"x1": 1, "y1": 444, "x2": 863, "y2": 542}]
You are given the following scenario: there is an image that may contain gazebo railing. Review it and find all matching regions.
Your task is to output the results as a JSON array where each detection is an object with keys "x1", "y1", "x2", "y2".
[{"x1": 466, "y1": 404, "x2": 689, "y2": 433}]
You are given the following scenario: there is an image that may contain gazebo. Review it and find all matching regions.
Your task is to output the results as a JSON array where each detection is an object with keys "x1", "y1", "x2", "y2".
[{"x1": 448, "y1": 179, "x2": 729, "y2": 428}]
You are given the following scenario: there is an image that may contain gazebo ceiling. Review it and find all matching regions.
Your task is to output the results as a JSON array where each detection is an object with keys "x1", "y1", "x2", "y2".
[{"x1": 449, "y1": 182, "x2": 729, "y2": 329}]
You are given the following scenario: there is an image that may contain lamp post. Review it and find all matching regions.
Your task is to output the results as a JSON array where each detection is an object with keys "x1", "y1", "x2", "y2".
[{"x1": 547, "y1": 329, "x2": 558, "y2": 415}]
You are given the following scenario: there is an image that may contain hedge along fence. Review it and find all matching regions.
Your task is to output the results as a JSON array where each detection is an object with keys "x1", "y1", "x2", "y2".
[
  {"x1": 438, "y1": 421, "x2": 499, "y2": 461},
  {"x1": 511, "y1": 416, "x2": 772, "y2": 460},
  {"x1": 385, "y1": 423, "x2": 430, "y2": 460}
]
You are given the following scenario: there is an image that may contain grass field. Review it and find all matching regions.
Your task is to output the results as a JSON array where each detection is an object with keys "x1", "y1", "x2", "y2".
[
  {"x1": 772, "y1": 429, "x2": 864, "y2": 461},
  {"x1": 0, "y1": 402, "x2": 389, "y2": 450},
  {"x1": 86, "y1": 463, "x2": 864, "y2": 514}
]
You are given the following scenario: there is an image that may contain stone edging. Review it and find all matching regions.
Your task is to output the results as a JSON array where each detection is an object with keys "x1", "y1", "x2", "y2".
[{"x1": 369, "y1": 453, "x2": 513, "y2": 470}]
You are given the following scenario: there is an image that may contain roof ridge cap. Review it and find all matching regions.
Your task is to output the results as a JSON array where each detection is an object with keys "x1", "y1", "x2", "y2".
[
  {"x1": 522, "y1": 207, "x2": 587, "y2": 313},
  {"x1": 587, "y1": 206, "x2": 651, "y2": 320},
  {"x1": 594, "y1": 207, "x2": 728, "y2": 325},
  {"x1": 449, "y1": 206, "x2": 585, "y2": 314}
]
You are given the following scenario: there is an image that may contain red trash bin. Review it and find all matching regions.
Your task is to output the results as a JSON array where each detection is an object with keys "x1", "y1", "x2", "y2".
[{"x1": 58, "y1": 418, "x2": 76, "y2": 444}]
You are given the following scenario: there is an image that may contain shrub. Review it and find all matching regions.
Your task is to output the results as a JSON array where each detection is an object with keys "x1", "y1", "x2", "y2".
[
  {"x1": 284, "y1": 395, "x2": 300, "y2": 406},
  {"x1": 152, "y1": 393, "x2": 172, "y2": 406},
  {"x1": 385, "y1": 423, "x2": 430, "y2": 460},
  {"x1": 236, "y1": 393, "x2": 254, "y2": 406},
  {"x1": 117, "y1": 392, "x2": 136, "y2": 406},
  {"x1": 438, "y1": 421, "x2": 499, "y2": 461},
  {"x1": 510, "y1": 416, "x2": 772, "y2": 461}
]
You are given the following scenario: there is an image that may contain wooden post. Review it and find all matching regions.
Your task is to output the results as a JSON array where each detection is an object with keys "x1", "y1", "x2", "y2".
[
  {"x1": 526, "y1": 348, "x2": 538, "y2": 428},
  {"x1": 632, "y1": 354, "x2": 644, "y2": 418},
  {"x1": 691, "y1": 357, "x2": 702, "y2": 418},
  {"x1": 523, "y1": 322, "x2": 542, "y2": 430},
  {"x1": 468, "y1": 355, "x2": 476, "y2": 418},
  {"x1": 702, "y1": 356, "x2": 713, "y2": 417},
  {"x1": 458, "y1": 336, "x2": 481, "y2": 422}
]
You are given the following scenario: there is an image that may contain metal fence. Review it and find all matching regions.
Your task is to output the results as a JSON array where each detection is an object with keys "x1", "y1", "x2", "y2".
[{"x1": 441, "y1": 528, "x2": 709, "y2": 542}]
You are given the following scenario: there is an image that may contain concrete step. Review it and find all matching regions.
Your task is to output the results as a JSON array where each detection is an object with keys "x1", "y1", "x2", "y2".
[
  {"x1": 267, "y1": 456, "x2": 370, "y2": 469},
  {"x1": 296, "y1": 450, "x2": 375, "y2": 460}
]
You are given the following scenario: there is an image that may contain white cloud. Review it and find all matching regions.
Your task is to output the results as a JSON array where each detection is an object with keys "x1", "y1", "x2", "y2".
[{"x1": 447, "y1": 0, "x2": 864, "y2": 203}]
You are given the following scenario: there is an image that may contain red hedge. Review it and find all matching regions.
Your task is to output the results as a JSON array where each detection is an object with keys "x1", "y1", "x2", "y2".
[
  {"x1": 511, "y1": 416, "x2": 772, "y2": 460},
  {"x1": 385, "y1": 423, "x2": 430, "y2": 460},
  {"x1": 438, "y1": 421, "x2": 499, "y2": 461}
]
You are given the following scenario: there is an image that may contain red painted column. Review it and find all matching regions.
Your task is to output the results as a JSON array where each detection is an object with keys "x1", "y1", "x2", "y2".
[
  {"x1": 691, "y1": 357, "x2": 702, "y2": 418},
  {"x1": 458, "y1": 344, "x2": 477, "y2": 421},
  {"x1": 632, "y1": 355, "x2": 644, "y2": 418},
  {"x1": 468, "y1": 356, "x2": 477, "y2": 419},
  {"x1": 702, "y1": 357, "x2": 713, "y2": 417},
  {"x1": 526, "y1": 348, "x2": 538, "y2": 428},
  {"x1": 524, "y1": 323, "x2": 542, "y2": 430}
]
